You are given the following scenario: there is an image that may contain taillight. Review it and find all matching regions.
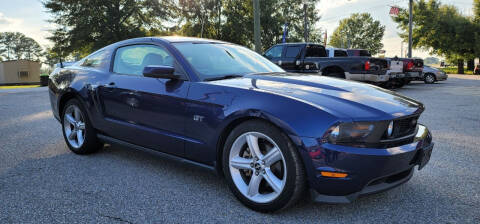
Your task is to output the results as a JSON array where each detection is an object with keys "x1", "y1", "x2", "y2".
[
  {"x1": 407, "y1": 61, "x2": 414, "y2": 70},
  {"x1": 365, "y1": 61, "x2": 371, "y2": 70}
]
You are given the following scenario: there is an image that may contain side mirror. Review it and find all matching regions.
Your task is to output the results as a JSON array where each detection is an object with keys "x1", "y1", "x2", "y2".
[{"x1": 142, "y1": 65, "x2": 179, "y2": 79}]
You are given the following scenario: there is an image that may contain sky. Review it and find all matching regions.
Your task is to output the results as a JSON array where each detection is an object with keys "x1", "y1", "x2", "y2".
[{"x1": 0, "y1": 0, "x2": 475, "y2": 59}]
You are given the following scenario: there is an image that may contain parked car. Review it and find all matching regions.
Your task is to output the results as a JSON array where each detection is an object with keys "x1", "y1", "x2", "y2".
[
  {"x1": 399, "y1": 58, "x2": 424, "y2": 83},
  {"x1": 263, "y1": 43, "x2": 389, "y2": 84},
  {"x1": 347, "y1": 49, "x2": 372, "y2": 57},
  {"x1": 49, "y1": 37, "x2": 434, "y2": 212},
  {"x1": 422, "y1": 65, "x2": 448, "y2": 84}
]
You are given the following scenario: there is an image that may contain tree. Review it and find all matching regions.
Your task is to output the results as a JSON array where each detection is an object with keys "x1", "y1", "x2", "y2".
[
  {"x1": 177, "y1": 0, "x2": 221, "y2": 39},
  {"x1": 221, "y1": 0, "x2": 322, "y2": 51},
  {"x1": 329, "y1": 13, "x2": 385, "y2": 55},
  {"x1": 392, "y1": 0, "x2": 478, "y2": 74},
  {"x1": 0, "y1": 32, "x2": 43, "y2": 61},
  {"x1": 44, "y1": 0, "x2": 177, "y2": 58}
]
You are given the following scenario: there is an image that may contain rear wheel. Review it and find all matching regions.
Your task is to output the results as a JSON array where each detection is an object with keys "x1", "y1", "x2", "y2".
[
  {"x1": 222, "y1": 120, "x2": 306, "y2": 212},
  {"x1": 424, "y1": 73, "x2": 436, "y2": 84},
  {"x1": 323, "y1": 72, "x2": 345, "y2": 79},
  {"x1": 61, "y1": 98, "x2": 103, "y2": 154}
]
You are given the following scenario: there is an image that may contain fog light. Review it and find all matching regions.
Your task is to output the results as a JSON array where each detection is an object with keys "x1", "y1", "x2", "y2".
[{"x1": 320, "y1": 171, "x2": 348, "y2": 178}]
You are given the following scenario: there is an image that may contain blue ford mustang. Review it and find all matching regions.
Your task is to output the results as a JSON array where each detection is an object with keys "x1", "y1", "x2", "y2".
[{"x1": 48, "y1": 37, "x2": 434, "y2": 212}]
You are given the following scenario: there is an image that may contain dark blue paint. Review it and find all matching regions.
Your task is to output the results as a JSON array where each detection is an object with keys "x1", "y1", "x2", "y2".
[{"x1": 48, "y1": 37, "x2": 433, "y2": 201}]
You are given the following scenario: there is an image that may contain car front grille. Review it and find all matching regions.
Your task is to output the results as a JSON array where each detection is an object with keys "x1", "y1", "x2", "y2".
[{"x1": 393, "y1": 116, "x2": 418, "y2": 138}]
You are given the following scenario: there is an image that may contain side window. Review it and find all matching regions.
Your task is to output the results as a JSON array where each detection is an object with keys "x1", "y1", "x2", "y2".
[
  {"x1": 113, "y1": 45, "x2": 180, "y2": 76},
  {"x1": 264, "y1": 46, "x2": 283, "y2": 58},
  {"x1": 81, "y1": 50, "x2": 109, "y2": 68},
  {"x1": 285, "y1": 46, "x2": 301, "y2": 58},
  {"x1": 305, "y1": 46, "x2": 327, "y2": 57},
  {"x1": 334, "y1": 50, "x2": 348, "y2": 57}
]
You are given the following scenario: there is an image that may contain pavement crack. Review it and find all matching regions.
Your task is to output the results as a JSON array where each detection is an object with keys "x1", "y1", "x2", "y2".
[{"x1": 99, "y1": 214, "x2": 134, "y2": 224}]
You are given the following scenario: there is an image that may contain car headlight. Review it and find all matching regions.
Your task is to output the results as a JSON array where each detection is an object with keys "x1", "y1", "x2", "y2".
[{"x1": 323, "y1": 121, "x2": 388, "y2": 146}]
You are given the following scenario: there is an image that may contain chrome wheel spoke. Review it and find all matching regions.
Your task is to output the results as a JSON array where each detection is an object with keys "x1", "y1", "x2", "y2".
[
  {"x1": 77, "y1": 130, "x2": 84, "y2": 145},
  {"x1": 263, "y1": 147, "x2": 282, "y2": 166},
  {"x1": 246, "y1": 134, "x2": 262, "y2": 159},
  {"x1": 247, "y1": 174, "x2": 262, "y2": 197},
  {"x1": 65, "y1": 114, "x2": 76, "y2": 125},
  {"x1": 77, "y1": 122, "x2": 85, "y2": 130},
  {"x1": 263, "y1": 168, "x2": 282, "y2": 193},
  {"x1": 230, "y1": 156, "x2": 253, "y2": 170},
  {"x1": 68, "y1": 129, "x2": 77, "y2": 140},
  {"x1": 74, "y1": 107, "x2": 81, "y2": 121}
]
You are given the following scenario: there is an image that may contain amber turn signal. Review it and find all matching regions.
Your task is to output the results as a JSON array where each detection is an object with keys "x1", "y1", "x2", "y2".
[{"x1": 320, "y1": 171, "x2": 348, "y2": 178}]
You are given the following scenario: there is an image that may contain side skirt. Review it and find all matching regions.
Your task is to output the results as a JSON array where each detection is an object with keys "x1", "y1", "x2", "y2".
[{"x1": 97, "y1": 134, "x2": 218, "y2": 174}]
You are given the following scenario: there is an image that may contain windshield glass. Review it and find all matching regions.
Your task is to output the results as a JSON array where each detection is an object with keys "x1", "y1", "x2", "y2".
[{"x1": 173, "y1": 43, "x2": 284, "y2": 80}]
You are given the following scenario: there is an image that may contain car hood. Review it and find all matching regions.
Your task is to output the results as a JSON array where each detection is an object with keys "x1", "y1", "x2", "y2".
[{"x1": 210, "y1": 73, "x2": 423, "y2": 121}]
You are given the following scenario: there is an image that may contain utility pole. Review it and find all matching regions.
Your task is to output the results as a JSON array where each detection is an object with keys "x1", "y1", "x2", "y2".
[
  {"x1": 304, "y1": 3, "x2": 308, "y2": 42},
  {"x1": 401, "y1": 42, "x2": 403, "y2": 58},
  {"x1": 408, "y1": 0, "x2": 413, "y2": 58},
  {"x1": 253, "y1": 0, "x2": 261, "y2": 53}
]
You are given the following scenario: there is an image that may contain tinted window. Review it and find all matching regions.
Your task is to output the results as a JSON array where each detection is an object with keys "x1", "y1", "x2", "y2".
[
  {"x1": 113, "y1": 45, "x2": 175, "y2": 76},
  {"x1": 285, "y1": 46, "x2": 301, "y2": 58},
  {"x1": 81, "y1": 50, "x2": 109, "y2": 68},
  {"x1": 174, "y1": 43, "x2": 284, "y2": 80},
  {"x1": 305, "y1": 45, "x2": 327, "y2": 57},
  {"x1": 334, "y1": 50, "x2": 348, "y2": 57},
  {"x1": 347, "y1": 50, "x2": 371, "y2": 57},
  {"x1": 265, "y1": 46, "x2": 283, "y2": 58}
]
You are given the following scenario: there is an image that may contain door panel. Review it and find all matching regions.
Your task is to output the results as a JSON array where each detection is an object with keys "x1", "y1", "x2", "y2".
[
  {"x1": 97, "y1": 43, "x2": 189, "y2": 156},
  {"x1": 282, "y1": 45, "x2": 302, "y2": 72},
  {"x1": 98, "y1": 75, "x2": 189, "y2": 156}
]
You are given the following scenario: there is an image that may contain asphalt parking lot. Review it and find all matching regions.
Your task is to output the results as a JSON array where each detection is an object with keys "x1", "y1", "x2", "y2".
[{"x1": 0, "y1": 75, "x2": 479, "y2": 223}]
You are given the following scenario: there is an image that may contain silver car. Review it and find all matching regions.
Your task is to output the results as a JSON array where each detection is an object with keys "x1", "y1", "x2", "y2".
[{"x1": 423, "y1": 65, "x2": 448, "y2": 84}]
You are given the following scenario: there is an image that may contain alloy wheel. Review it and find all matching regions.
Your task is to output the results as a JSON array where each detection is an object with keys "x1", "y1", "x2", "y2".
[
  {"x1": 228, "y1": 132, "x2": 287, "y2": 203},
  {"x1": 426, "y1": 74, "x2": 435, "y2": 83},
  {"x1": 63, "y1": 104, "x2": 86, "y2": 148}
]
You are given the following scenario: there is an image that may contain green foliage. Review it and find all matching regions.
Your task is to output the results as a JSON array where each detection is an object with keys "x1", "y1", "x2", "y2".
[
  {"x1": 391, "y1": 0, "x2": 479, "y2": 73},
  {"x1": 329, "y1": 13, "x2": 385, "y2": 55},
  {"x1": 0, "y1": 32, "x2": 43, "y2": 61},
  {"x1": 44, "y1": 0, "x2": 177, "y2": 58},
  {"x1": 44, "y1": 0, "x2": 324, "y2": 57}
]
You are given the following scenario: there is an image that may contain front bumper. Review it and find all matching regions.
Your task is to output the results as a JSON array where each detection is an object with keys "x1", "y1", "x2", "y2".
[
  {"x1": 300, "y1": 124, "x2": 433, "y2": 203},
  {"x1": 436, "y1": 73, "x2": 448, "y2": 81}
]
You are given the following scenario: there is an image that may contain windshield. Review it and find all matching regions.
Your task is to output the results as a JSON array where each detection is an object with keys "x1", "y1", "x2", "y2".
[{"x1": 173, "y1": 43, "x2": 284, "y2": 80}]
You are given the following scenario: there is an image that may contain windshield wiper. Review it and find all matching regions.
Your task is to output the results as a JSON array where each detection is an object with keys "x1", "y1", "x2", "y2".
[{"x1": 203, "y1": 74, "x2": 244, "y2": 81}]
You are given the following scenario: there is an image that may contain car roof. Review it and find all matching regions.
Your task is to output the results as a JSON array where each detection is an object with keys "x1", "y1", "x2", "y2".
[{"x1": 154, "y1": 36, "x2": 227, "y2": 44}]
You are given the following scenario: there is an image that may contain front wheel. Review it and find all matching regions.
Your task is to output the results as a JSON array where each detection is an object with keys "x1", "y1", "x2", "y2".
[
  {"x1": 424, "y1": 73, "x2": 436, "y2": 84},
  {"x1": 222, "y1": 120, "x2": 306, "y2": 212}
]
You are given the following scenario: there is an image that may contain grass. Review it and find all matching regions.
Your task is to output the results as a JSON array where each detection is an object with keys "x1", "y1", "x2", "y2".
[
  {"x1": 0, "y1": 85, "x2": 40, "y2": 89},
  {"x1": 439, "y1": 66, "x2": 474, "y2": 75}
]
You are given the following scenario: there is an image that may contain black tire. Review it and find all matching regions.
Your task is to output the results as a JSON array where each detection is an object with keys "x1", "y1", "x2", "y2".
[
  {"x1": 222, "y1": 120, "x2": 306, "y2": 212},
  {"x1": 394, "y1": 79, "x2": 406, "y2": 88},
  {"x1": 424, "y1": 73, "x2": 436, "y2": 84},
  {"x1": 324, "y1": 72, "x2": 345, "y2": 79},
  {"x1": 61, "y1": 98, "x2": 103, "y2": 154}
]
